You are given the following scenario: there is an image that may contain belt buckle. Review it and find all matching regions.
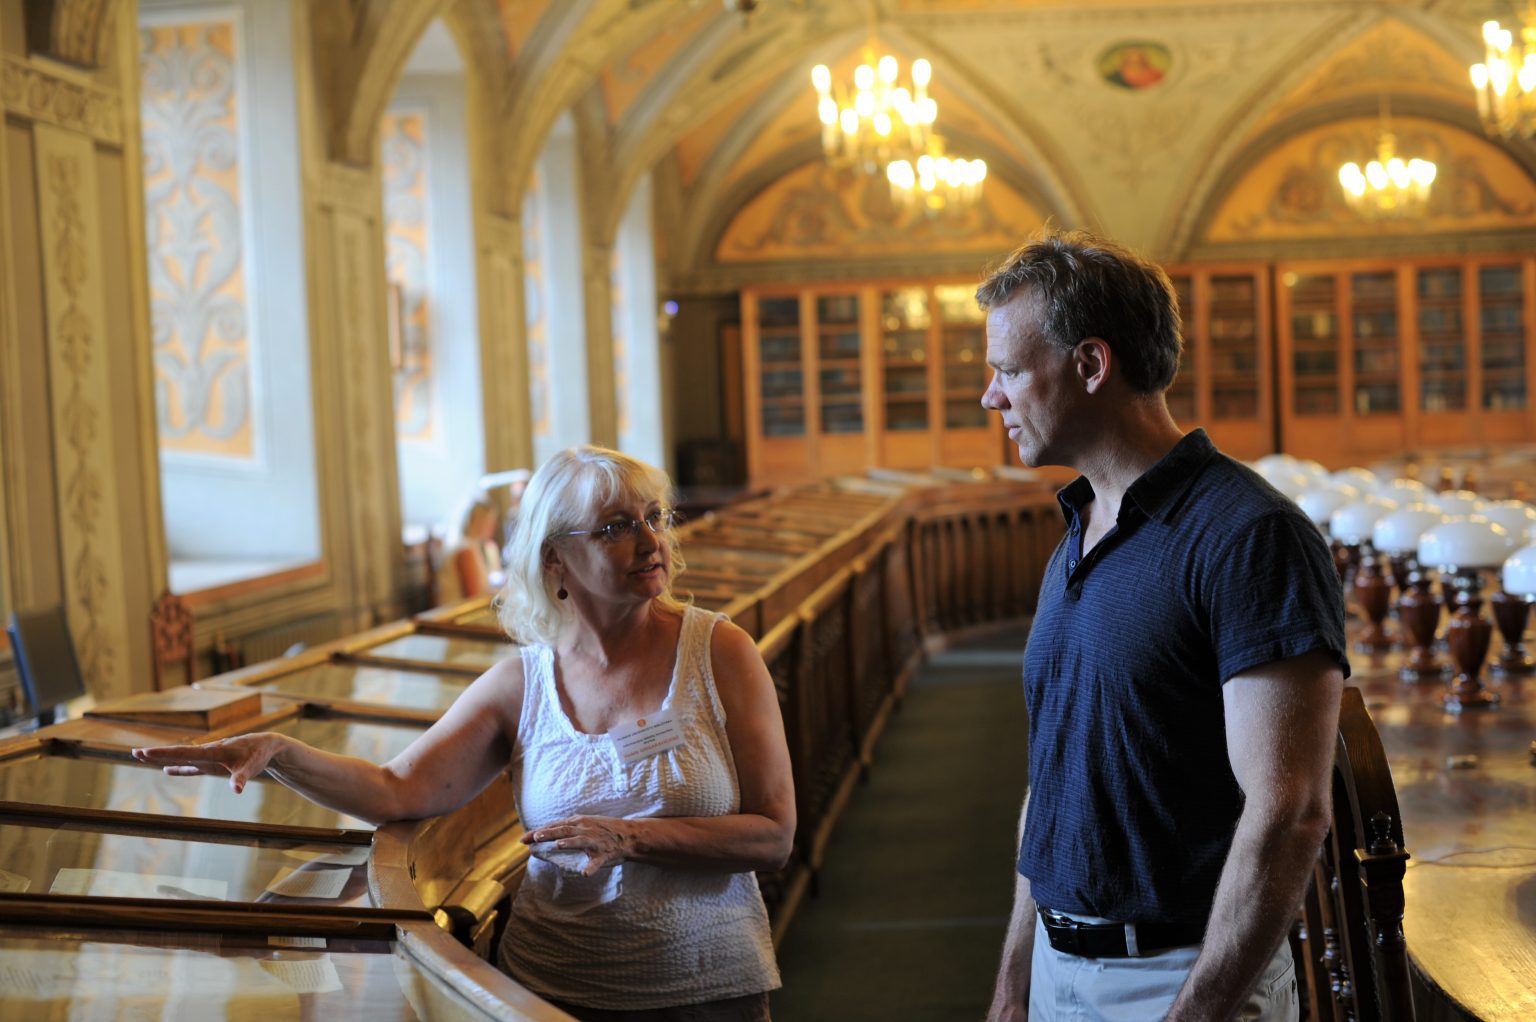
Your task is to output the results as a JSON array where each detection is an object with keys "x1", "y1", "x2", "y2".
[{"x1": 1042, "y1": 909, "x2": 1084, "y2": 955}]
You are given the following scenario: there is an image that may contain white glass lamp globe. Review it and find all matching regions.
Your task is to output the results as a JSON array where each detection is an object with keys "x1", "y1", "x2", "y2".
[
  {"x1": 1293, "y1": 459, "x2": 1329, "y2": 485},
  {"x1": 1256, "y1": 465, "x2": 1312, "y2": 500},
  {"x1": 1480, "y1": 501, "x2": 1536, "y2": 545},
  {"x1": 1372, "y1": 504, "x2": 1450, "y2": 556},
  {"x1": 1330, "y1": 467, "x2": 1379, "y2": 492},
  {"x1": 1418, "y1": 516, "x2": 1519, "y2": 571},
  {"x1": 1330, "y1": 497, "x2": 1401, "y2": 545},
  {"x1": 1254, "y1": 454, "x2": 1297, "y2": 475},
  {"x1": 1377, "y1": 477, "x2": 1433, "y2": 503},
  {"x1": 1504, "y1": 543, "x2": 1536, "y2": 597},
  {"x1": 1298, "y1": 488, "x2": 1358, "y2": 529},
  {"x1": 1434, "y1": 490, "x2": 1486, "y2": 517}
]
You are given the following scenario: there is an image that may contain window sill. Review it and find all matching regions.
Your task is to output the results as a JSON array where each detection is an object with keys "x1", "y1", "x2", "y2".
[{"x1": 174, "y1": 560, "x2": 327, "y2": 610}]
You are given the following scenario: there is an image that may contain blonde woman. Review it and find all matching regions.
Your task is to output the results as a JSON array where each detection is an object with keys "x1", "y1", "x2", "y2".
[{"x1": 136, "y1": 445, "x2": 795, "y2": 1022}]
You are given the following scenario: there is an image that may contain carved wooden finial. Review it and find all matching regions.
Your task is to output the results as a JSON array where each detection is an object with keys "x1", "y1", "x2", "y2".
[{"x1": 1368, "y1": 811, "x2": 1400, "y2": 856}]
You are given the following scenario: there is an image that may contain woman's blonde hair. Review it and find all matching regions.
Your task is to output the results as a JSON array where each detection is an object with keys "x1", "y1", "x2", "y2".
[{"x1": 496, "y1": 446, "x2": 686, "y2": 645}]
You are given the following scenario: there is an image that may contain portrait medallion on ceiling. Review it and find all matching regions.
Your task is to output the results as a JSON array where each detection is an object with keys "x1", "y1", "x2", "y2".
[{"x1": 1097, "y1": 41, "x2": 1172, "y2": 91}]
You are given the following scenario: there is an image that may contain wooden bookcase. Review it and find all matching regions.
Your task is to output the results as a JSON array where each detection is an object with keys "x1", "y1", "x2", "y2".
[
  {"x1": 1165, "y1": 264, "x2": 1273, "y2": 461},
  {"x1": 743, "y1": 279, "x2": 1003, "y2": 485},
  {"x1": 1274, "y1": 255, "x2": 1536, "y2": 465},
  {"x1": 743, "y1": 255, "x2": 1535, "y2": 484}
]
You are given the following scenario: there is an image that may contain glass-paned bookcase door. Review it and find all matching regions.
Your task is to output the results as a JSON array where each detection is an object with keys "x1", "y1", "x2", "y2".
[
  {"x1": 1290, "y1": 274, "x2": 1339, "y2": 416},
  {"x1": 1417, "y1": 268, "x2": 1466, "y2": 412},
  {"x1": 936, "y1": 285, "x2": 987, "y2": 429},
  {"x1": 1480, "y1": 265, "x2": 1526, "y2": 411},
  {"x1": 757, "y1": 297, "x2": 804, "y2": 438},
  {"x1": 816, "y1": 294, "x2": 863, "y2": 434},
  {"x1": 881, "y1": 288, "x2": 930, "y2": 432},
  {"x1": 1351, "y1": 272, "x2": 1400, "y2": 415},
  {"x1": 1167, "y1": 275, "x2": 1196, "y2": 422},
  {"x1": 1208, "y1": 275, "x2": 1261, "y2": 420}
]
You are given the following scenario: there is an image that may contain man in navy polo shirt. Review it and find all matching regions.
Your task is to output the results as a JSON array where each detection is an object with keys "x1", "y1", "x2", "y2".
[{"x1": 979, "y1": 230, "x2": 1348, "y2": 1022}]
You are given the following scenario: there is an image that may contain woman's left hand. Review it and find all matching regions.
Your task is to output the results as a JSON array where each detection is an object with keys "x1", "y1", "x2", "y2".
[{"x1": 523, "y1": 815, "x2": 636, "y2": 874}]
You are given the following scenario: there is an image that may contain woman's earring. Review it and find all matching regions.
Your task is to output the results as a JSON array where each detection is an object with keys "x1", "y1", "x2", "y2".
[{"x1": 557, "y1": 581, "x2": 568, "y2": 601}]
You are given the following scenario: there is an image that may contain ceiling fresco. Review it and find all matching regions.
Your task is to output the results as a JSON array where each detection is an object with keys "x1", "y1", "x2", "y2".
[{"x1": 478, "y1": 0, "x2": 1532, "y2": 275}]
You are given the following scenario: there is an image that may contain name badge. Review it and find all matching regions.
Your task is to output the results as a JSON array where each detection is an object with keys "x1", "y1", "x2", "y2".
[{"x1": 610, "y1": 711, "x2": 685, "y2": 767}]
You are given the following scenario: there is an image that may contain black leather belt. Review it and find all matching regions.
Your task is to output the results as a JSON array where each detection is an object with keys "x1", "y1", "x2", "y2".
[{"x1": 1038, "y1": 907, "x2": 1204, "y2": 958}]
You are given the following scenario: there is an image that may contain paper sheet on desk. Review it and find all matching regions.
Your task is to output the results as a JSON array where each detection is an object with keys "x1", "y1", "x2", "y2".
[
  {"x1": 49, "y1": 869, "x2": 227, "y2": 901},
  {"x1": 265, "y1": 865, "x2": 350, "y2": 899},
  {"x1": 257, "y1": 956, "x2": 343, "y2": 993},
  {"x1": 282, "y1": 844, "x2": 370, "y2": 867}
]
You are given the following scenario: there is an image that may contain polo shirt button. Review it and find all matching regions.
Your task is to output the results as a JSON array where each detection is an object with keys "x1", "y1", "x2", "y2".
[{"x1": 1068, "y1": 559, "x2": 1078, "y2": 569}]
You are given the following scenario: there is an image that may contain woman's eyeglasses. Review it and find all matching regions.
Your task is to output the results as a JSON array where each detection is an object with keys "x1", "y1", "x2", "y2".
[{"x1": 559, "y1": 508, "x2": 681, "y2": 544}]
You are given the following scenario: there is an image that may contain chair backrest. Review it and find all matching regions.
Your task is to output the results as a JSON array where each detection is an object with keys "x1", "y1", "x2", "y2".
[
  {"x1": 149, "y1": 589, "x2": 194, "y2": 691},
  {"x1": 1295, "y1": 686, "x2": 1415, "y2": 1022},
  {"x1": 6, "y1": 605, "x2": 88, "y2": 726}
]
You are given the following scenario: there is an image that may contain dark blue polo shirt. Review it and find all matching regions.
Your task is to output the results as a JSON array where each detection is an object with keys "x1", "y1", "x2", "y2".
[{"x1": 1017, "y1": 429, "x2": 1348, "y2": 928}]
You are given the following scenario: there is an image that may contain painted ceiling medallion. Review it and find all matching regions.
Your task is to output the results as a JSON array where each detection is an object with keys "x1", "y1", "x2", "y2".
[{"x1": 1097, "y1": 41, "x2": 1171, "y2": 92}]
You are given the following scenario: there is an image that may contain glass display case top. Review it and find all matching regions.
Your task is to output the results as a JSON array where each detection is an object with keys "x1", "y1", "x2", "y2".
[
  {"x1": 0, "y1": 926, "x2": 497, "y2": 1021},
  {"x1": 0, "y1": 818, "x2": 376, "y2": 908},
  {"x1": 0, "y1": 752, "x2": 375, "y2": 834},
  {"x1": 252, "y1": 663, "x2": 470, "y2": 716},
  {"x1": 267, "y1": 716, "x2": 428, "y2": 767},
  {"x1": 353, "y1": 634, "x2": 514, "y2": 673}
]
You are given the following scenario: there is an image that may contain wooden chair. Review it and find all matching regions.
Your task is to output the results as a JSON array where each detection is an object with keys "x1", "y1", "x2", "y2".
[
  {"x1": 7, "y1": 604, "x2": 87, "y2": 724},
  {"x1": 1295, "y1": 687, "x2": 1415, "y2": 1022},
  {"x1": 149, "y1": 589, "x2": 194, "y2": 691}
]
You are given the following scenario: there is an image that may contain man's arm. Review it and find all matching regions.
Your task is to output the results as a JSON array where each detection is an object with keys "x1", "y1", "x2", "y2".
[
  {"x1": 987, "y1": 793, "x2": 1035, "y2": 1022},
  {"x1": 1165, "y1": 650, "x2": 1342, "y2": 1021}
]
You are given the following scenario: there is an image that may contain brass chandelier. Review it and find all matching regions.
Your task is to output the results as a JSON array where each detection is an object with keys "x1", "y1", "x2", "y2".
[
  {"x1": 1470, "y1": 7, "x2": 1536, "y2": 138},
  {"x1": 811, "y1": 54, "x2": 936, "y2": 174},
  {"x1": 1337, "y1": 99, "x2": 1436, "y2": 219}
]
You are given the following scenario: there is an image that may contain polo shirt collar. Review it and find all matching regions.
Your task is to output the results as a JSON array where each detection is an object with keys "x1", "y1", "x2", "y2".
[{"x1": 1055, "y1": 429, "x2": 1218, "y2": 526}]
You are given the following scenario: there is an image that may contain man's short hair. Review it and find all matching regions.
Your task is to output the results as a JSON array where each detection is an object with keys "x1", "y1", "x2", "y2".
[{"x1": 975, "y1": 229, "x2": 1183, "y2": 394}]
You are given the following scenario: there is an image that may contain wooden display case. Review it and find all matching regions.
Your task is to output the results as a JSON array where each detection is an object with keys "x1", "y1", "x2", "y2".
[{"x1": 1276, "y1": 255, "x2": 1536, "y2": 465}]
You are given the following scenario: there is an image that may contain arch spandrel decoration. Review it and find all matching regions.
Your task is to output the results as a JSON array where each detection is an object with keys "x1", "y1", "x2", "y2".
[
  {"x1": 715, "y1": 160, "x2": 1044, "y2": 264},
  {"x1": 1201, "y1": 117, "x2": 1536, "y2": 244},
  {"x1": 1249, "y1": 19, "x2": 1470, "y2": 140}
]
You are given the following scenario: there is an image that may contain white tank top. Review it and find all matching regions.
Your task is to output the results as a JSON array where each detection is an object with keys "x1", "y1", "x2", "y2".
[{"x1": 497, "y1": 605, "x2": 780, "y2": 1010}]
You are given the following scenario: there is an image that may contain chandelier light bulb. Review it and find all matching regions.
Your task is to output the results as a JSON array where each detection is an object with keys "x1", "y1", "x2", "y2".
[
  {"x1": 818, "y1": 97, "x2": 838, "y2": 125},
  {"x1": 878, "y1": 55, "x2": 898, "y2": 83},
  {"x1": 811, "y1": 64, "x2": 832, "y2": 93},
  {"x1": 854, "y1": 64, "x2": 875, "y2": 91},
  {"x1": 913, "y1": 59, "x2": 932, "y2": 88}
]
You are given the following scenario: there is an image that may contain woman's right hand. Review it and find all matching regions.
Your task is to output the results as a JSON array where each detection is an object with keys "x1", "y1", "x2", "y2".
[{"x1": 132, "y1": 733, "x2": 287, "y2": 794}]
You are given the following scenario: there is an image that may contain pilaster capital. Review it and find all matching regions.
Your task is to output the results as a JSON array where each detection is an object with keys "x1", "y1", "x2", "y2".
[{"x1": 1, "y1": 57, "x2": 123, "y2": 146}]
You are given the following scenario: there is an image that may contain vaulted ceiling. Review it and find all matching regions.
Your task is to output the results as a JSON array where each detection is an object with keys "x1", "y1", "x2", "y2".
[{"x1": 457, "y1": 1, "x2": 1529, "y2": 274}]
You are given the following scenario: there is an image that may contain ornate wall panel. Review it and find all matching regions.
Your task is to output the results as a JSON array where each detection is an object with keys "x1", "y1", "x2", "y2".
[
  {"x1": 139, "y1": 18, "x2": 257, "y2": 462},
  {"x1": 1202, "y1": 117, "x2": 1536, "y2": 244},
  {"x1": 381, "y1": 108, "x2": 436, "y2": 443},
  {"x1": 32, "y1": 123, "x2": 135, "y2": 702},
  {"x1": 715, "y1": 160, "x2": 1044, "y2": 263}
]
